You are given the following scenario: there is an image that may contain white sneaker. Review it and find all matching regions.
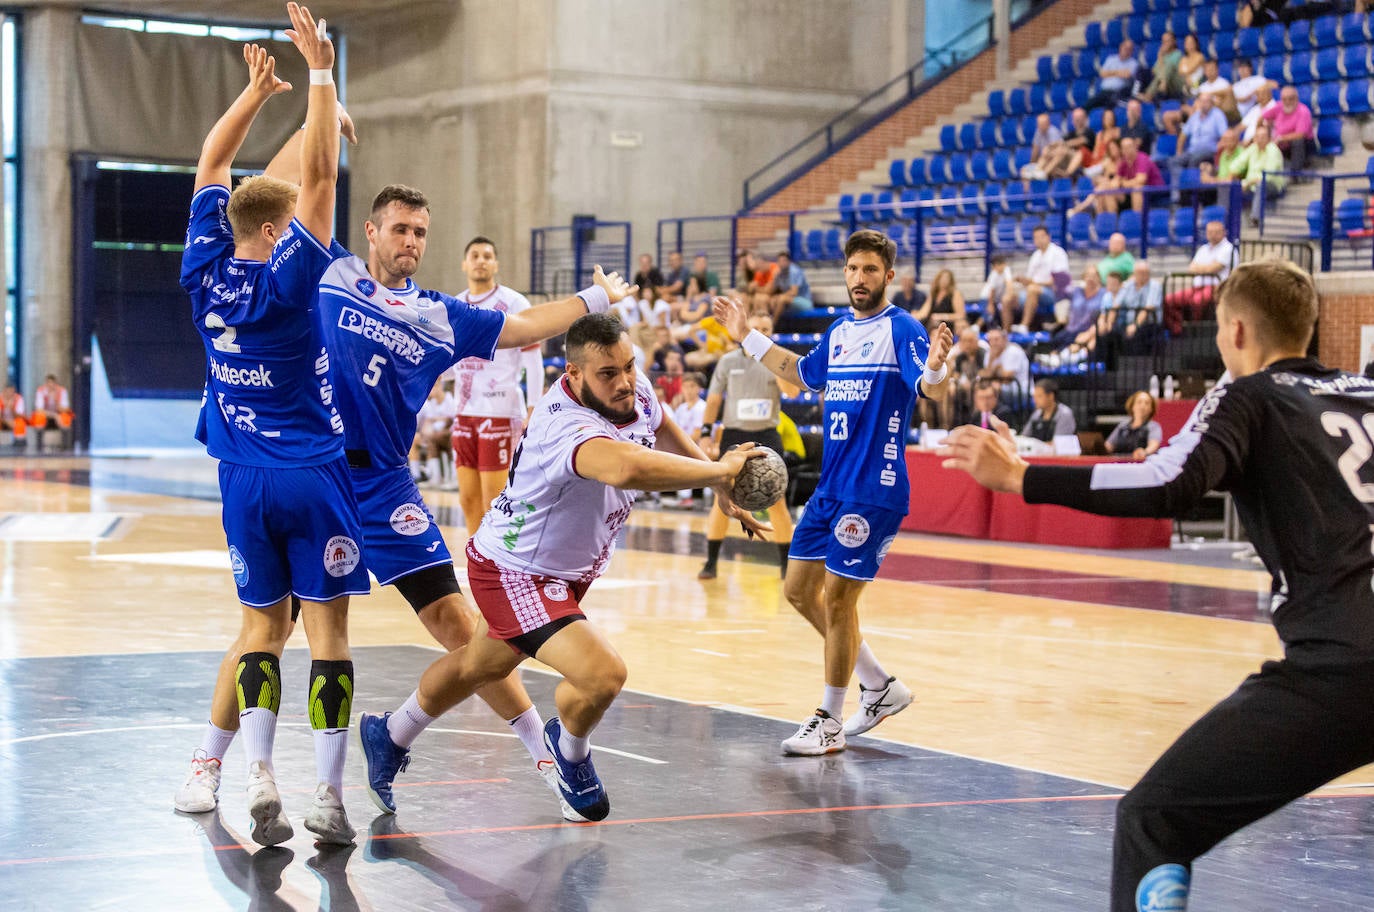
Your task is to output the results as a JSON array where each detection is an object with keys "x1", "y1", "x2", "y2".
[
  {"x1": 246, "y1": 761, "x2": 294, "y2": 847},
  {"x1": 304, "y1": 782, "x2": 356, "y2": 846},
  {"x1": 173, "y1": 752, "x2": 222, "y2": 813},
  {"x1": 843, "y1": 677, "x2": 914, "y2": 736},
  {"x1": 781, "y1": 710, "x2": 845, "y2": 756},
  {"x1": 538, "y1": 756, "x2": 590, "y2": 822}
]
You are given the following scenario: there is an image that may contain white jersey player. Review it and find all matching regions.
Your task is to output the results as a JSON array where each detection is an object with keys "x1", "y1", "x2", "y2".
[
  {"x1": 450, "y1": 237, "x2": 546, "y2": 536},
  {"x1": 360, "y1": 313, "x2": 768, "y2": 822}
]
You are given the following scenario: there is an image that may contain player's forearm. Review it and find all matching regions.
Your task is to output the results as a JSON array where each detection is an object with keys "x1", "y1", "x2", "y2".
[
  {"x1": 300, "y1": 83, "x2": 341, "y2": 193},
  {"x1": 743, "y1": 336, "x2": 805, "y2": 389},
  {"x1": 498, "y1": 296, "x2": 588, "y2": 349},
  {"x1": 615, "y1": 448, "x2": 731, "y2": 491}
]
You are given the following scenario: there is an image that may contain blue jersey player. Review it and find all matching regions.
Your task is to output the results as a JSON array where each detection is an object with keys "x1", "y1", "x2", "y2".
[
  {"x1": 714, "y1": 229, "x2": 952, "y2": 755},
  {"x1": 174, "y1": 5, "x2": 360, "y2": 848}
]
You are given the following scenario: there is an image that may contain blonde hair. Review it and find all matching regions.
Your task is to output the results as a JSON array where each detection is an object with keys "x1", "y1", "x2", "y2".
[
  {"x1": 227, "y1": 175, "x2": 298, "y2": 243},
  {"x1": 1217, "y1": 258, "x2": 1318, "y2": 351}
]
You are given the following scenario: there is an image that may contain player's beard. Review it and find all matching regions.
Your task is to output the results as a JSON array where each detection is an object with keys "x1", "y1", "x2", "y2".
[
  {"x1": 848, "y1": 278, "x2": 888, "y2": 314},
  {"x1": 386, "y1": 250, "x2": 420, "y2": 280},
  {"x1": 579, "y1": 380, "x2": 637, "y2": 425}
]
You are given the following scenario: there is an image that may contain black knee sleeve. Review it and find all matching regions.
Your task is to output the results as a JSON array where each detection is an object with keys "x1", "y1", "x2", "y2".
[
  {"x1": 393, "y1": 562, "x2": 463, "y2": 613},
  {"x1": 237, "y1": 652, "x2": 282, "y2": 713},
  {"x1": 308, "y1": 659, "x2": 354, "y2": 730}
]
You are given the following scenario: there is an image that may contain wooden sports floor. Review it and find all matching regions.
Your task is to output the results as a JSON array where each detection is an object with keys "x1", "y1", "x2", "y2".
[{"x1": 2, "y1": 454, "x2": 1372, "y2": 910}]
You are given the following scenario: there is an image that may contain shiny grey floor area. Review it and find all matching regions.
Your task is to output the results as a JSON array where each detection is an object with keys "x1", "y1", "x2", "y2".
[{"x1": 2, "y1": 646, "x2": 1372, "y2": 911}]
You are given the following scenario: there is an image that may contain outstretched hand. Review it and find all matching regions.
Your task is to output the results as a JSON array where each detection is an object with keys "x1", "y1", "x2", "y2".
[
  {"x1": 244, "y1": 43, "x2": 291, "y2": 97},
  {"x1": 937, "y1": 425, "x2": 1027, "y2": 494},
  {"x1": 927, "y1": 321, "x2": 954, "y2": 371},
  {"x1": 593, "y1": 265, "x2": 636, "y2": 304},
  {"x1": 284, "y1": 2, "x2": 335, "y2": 71},
  {"x1": 712, "y1": 443, "x2": 773, "y2": 540},
  {"x1": 337, "y1": 103, "x2": 358, "y2": 144},
  {"x1": 711, "y1": 295, "x2": 749, "y2": 342}
]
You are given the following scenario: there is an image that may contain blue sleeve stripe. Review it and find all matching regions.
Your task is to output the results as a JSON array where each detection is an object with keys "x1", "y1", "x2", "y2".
[
  {"x1": 289, "y1": 218, "x2": 333, "y2": 258},
  {"x1": 190, "y1": 184, "x2": 229, "y2": 206}
]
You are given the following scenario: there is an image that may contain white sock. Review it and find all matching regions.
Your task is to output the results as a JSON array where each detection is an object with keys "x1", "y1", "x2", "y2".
[
  {"x1": 387, "y1": 691, "x2": 436, "y2": 749},
  {"x1": 820, "y1": 685, "x2": 847, "y2": 718},
  {"x1": 198, "y1": 722, "x2": 236, "y2": 761},
  {"x1": 239, "y1": 707, "x2": 277, "y2": 774},
  {"x1": 313, "y1": 728, "x2": 349, "y2": 793},
  {"x1": 853, "y1": 642, "x2": 892, "y2": 691},
  {"x1": 558, "y1": 726, "x2": 590, "y2": 761},
  {"x1": 507, "y1": 706, "x2": 546, "y2": 761}
]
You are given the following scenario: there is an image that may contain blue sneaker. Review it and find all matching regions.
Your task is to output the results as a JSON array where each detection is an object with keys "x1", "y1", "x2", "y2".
[
  {"x1": 543, "y1": 718, "x2": 610, "y2": 822},
  {"x1": 359, "y1": 712, "x2": 409, "y2": 814}
]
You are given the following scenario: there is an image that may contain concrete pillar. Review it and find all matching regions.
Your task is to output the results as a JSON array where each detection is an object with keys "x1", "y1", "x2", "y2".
[
  {"x1": 0, "y1": 13, "x2": 7, "y2": 389},
  {"x1": 890, "y1": 0, "x2": 925, "y2": 79},
  {"x1": 19, "y1": 8, "x2": 76, "y2": 397},
  {"x1": 994, "y1": 0, "x2": 1011, "y2": 77}
]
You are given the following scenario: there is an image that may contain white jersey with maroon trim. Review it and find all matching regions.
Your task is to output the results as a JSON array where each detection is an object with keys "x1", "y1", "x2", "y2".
[
  {"x1": 452, "y1": 284, "x2": 540, "y2": 419},
  {"x1": 472, "y1": 371, "x2": 663, "y2": 582}
]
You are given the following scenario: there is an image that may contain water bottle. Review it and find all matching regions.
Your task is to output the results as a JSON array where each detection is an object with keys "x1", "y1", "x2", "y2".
[
  {"x1": 919, "y1": 420, "x2": 929, "y2": 446},
  {"x1": 1163, "y1": 375, "x2": 1176, "y2": 399},
  {"x1": 1148, "y1": 374, "x2": 1160, "y2": 398}
]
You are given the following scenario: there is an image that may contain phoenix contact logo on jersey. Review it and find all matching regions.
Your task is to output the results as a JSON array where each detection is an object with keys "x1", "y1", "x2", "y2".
[
  {"x1": 389, "y1": 503, "x2": 431, "y2": 537},
  {"x1": 323, "y1": 536, "x2": 361, "y2": 578},
  {"x1": 209, "y1": 357, "x2": 275, "y2": 388},
  {"x1": 826, "y1": 378, "x2": 873, "y2": 402},
  {"x1": 337, "y1": 306, "x2": 426, "y2": 364}
]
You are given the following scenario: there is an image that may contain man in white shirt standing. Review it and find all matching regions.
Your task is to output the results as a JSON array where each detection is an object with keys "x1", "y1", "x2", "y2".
[
  {"x1": 978, "y1": 254, "x2": 1014, "y2": 328},
  {"x1": 451, "y1": 236, "x2": 547, "y2": 536},
  {"x1": 1164, "y1": 220, "x2": 1236, "y2": 334},
  {"x1": 1002, "y1": 225, "x2": 1069, "y2": 332}
]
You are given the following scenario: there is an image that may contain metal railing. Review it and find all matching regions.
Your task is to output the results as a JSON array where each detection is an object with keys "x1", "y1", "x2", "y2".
[
  {"x1": 1257, "y1": 170, "x2": 1374, "y2": 272},
  {"x1": 740, "y1": 0, "x2": 1043, "y2": 211},
  {"x1": 529, "y1": 218, "x2": 631, "y2": 297}
]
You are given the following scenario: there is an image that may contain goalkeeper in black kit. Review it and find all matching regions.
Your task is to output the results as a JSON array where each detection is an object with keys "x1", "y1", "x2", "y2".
[{"x1": 940, "y1": 258, "x2": 1374, "y2": 912}]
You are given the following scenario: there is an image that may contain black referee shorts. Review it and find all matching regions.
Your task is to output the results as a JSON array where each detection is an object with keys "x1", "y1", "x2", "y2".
[{"x1": 718, "y1": 427, "x2": 787, "y2": 479}]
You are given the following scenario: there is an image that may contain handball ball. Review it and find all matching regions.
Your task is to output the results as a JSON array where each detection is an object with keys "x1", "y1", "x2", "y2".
[{"x1": 730, "y1": 446, "x2": 788, "y2": 511}]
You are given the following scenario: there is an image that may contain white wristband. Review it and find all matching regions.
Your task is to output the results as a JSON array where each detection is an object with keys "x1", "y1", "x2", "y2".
[
  {"x1": 742, "y1": 329, "x2": 772, "y2": 361},
  {"x1": 577, "y1": 285, "x2": 611, "y2": 314},
  {"x1": 922, "y1": 362, "x2": 948, "y2": 386},
  {"x1": 309, "y1": 69, "x2": 334, "y2": 86}
]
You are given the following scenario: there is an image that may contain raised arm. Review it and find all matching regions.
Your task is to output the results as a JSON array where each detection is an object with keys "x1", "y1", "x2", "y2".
[
  {"x1": 497, "y1": 266, "x2": 636, "y2": 349},
  {"x1": 194, "y1": 43, "x2": 291, "y2": 193},
  {"x1": 262, "y1": 103, "x2": 357, "y2": 184},
  {"x1": 711, "y1": 295, "x2": 805, "y2": 388},
  {"x1": 284, "y1": 2, "x2": 339, "y2": 244}
]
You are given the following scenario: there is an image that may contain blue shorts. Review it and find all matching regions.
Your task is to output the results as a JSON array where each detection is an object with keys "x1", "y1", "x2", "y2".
[
  {"x1": 350, "y1": 466, "x2": 453, "y2": 586},
  {"x1": 789, "y1": 495, "x2": 904, "y2": 582},
  {"x1": 218, "y1": 456, "x2": 370, "y2": 608}
]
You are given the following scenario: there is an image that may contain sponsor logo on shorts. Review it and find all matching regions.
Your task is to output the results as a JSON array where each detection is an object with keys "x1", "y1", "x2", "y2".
[
  {"x1": 229, "y1": 545, "x2": 249, "y2": 587},
  {"x1": 390, "y1": 503, "x2": 431, "y2": 537},
  {"x1": 323, "y1": 535, "x2": 361, "y2": 578},
  {"x1": 355, "y1": 278, "x2": 376, "y2": 297},
  {"x1": 834, "y1": 513, "x2": 870, "y2": 548},
  {"x1": 1134, "y1": 864, "x2": 1189, "y2": 912},
  {"x1": 543, "y1": 581, "x2": 570, "y2": 602},
  {"x1": 877, "y1": 535, "x2": 896, "y2": 563},
  {"x1": 426, "y1": 541, "x2": 442, "y2": 553},
  {"x1": 842, "y1": 558, "x2": 863, "y2": 567}
]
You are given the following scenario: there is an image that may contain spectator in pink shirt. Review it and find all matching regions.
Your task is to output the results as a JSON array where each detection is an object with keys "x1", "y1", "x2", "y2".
[
  {"x1": 1262, "y1": 85, "x2": 1314, "y2": 171},
  {"x1": 1113, "y1": 136, "x2": 1165, "y2": 212}
]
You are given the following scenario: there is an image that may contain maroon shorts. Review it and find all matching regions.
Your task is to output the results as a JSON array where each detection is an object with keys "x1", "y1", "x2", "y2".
[
  {"x1": 465, "y1": 540, "x2": 589, "y2": 642},
  {"x1": 452, "y1": 415, "x2": 518, "y2": 472}
]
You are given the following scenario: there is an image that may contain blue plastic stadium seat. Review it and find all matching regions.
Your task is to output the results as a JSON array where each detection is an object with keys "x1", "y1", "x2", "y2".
[
  {"x1": 898, "y1": 188, "x2": 920, "y2": 220},
  {"x1": 1008, "y1": 87, "x2": 1029, "y2": 116},
  {"x1": 1214, "y1": 3, "x2": 1240, "y2": 33},
  {"x1": 1127, "y1": 17, "x2": 1149, "y2": 45},
  {"x1": 886, "y1": 222, "x2": 908, "y2": 256},
  {"x1": 1070, "y1": 79, "x2": 1093, "y2": 109},
  {"x1": 1014, "y1": 147, "x2": 1033, "y2": 172},
  {"x1": 1262, "y1": 56, "x2": 1286, "y2": 83},
  {"x1": 1347, "y1": 80, "x2": 1373, "y2": 115},
  {"x1": 1028, "y1": 84, "x2": 1050, "y2": 115},
  {"x1": 992, "y1": 149, "x2": 1015, "y2": 180},
  {"x1": 823, "y1": 229, "x2": 843, "y2": 259},
  {"x1": 1022, "y1": 114, "x2": 1039, "y2": 142},
  {"x1": 1172, "y1": 208, "x2": 1196, "y2": 246},
  {"x1": 1153, "y1": 133, "x2": 1178, "y2": 158},
  {"x1": 1025, "y1": 180, "x2": 1050, "y2": 213},
  {"x1": 1037, "y1": 55, "x2": 1055, "y2": 83},
  {"x1": 1051, "y1": 83, "x2": 1071, "y2": 111},
  {"x1": 1236, "y1": 28, "x2": 1261, "y2": 58},
  {"x1": 1085, "y1": 22, "x2": 1104, "y2": 49},
  {"x1": 909, "y1": 157, "x2": 926, "y2": 186},
  {"x1": 804, "y1": 229, "x2": 824, "y2": 261},
  {"x1": 1288, "y1": 19, "x2": 1312, "y2": 50},
  {"x1": 1093, "y1": 210, "x2": 1118, "y2": 242},
  {"x1": 960, "y1": 185, "x2": 983, "y2": 216},
  {"x1": 1213, "y1": 31, "x2": 1238, "y2": 61},
  {"x1": 959, "y1": 122, "x2": 978, "y2": 151},
  {"x1": 1297, "y1": 84, "x2": 1314, "y2": 109},
  {"x1": 1317, "y1": 117, "x2": 1344, "y2": 156},
  {"x1": 1338, "y1": 196, "x2": 1367, "y2": 235},
  {"x1": 988, "y1": 89, "x2": 1007, "y2": 119},
  {"x1": 937, "y1": 187, "x2": 960, "y2": 218},
  {"x1": 1132, "y1": 0, "x2": 1151, "y2": 16},
  {"x1": 1200, "y1": 204, "x2": 1226, "y2": 227},
  {"x1": 1315, "y1": 81, "x2": 1343, "y2": 116},
  {"x1": 789, "y1": 231, "x2": 803, "y2": 259},
  {"x1": 949, "y1": 153, "x2": 970, "y2": 183},
  {"x1": 1079, "y1": 49, "x2": 1098, "y2": 79},
  {"x1": 970, "y1": 150, "x2": 992, "y2": 182},
  {"x1": 1147, "y1": 207, "x2": 1172, "y2": 244},
  {"x1": 1288, "y1": 51, "x2": 1313, "y2": 84},
  {"x1": 1068, "y1": 211, "x2": 1093, "y2": 248},
  {"x1": 1315, "y1": 46, "x2": 1342, "y2": 80},
  {"x1": 838, "y1": 193, "x2": 856, "y2": 222},
  {"x1": 857, "y1": 192, "x2": 877, "y2": 223},
  {"x1": 888, "y1": 159, "x2": 908, "y2": 187},
  {"x1": 1313, "y1": 15, "x2": 1340, "y2": 48},
  {"x1": 1306, "y1": 200, "x2": 1326, "y2": 239},
  {"x1": 1367, "y1": 155, "x2": 1374, "y2": 191},
  {"x1": 978, "y1": 119, "x2": 999, "y2": 150},
  {"x1": 1056, "y1": 53, "x2": 1077, "y2": 81},
  {"x1": 1076, "y1": 175, "x2": 1095, "y2": 200},
  {"x1": 984, "y1": 183, "x2": 1008, "y2": 215},
  {"x1": 1051, "y1": 177, "x2": 1073, "y2": 201},
  {"x1": 997, "y1": 118, "x2": 1021, "y2": 147},
  {"x1": 1088, "y1": 108, "x2": 1105, "y2": 132},
  {"x1": 995, "y1": 218, "x2": 1020, "y2": 250},
  {"x1": 876, "y1": 191, "x2": 896, "y2": 221},
  {"x1": 1003, "y1": 184, "x2": 1028, "y2": 214},
  {"x1": 1168, "y1": 9, "x2": 1192, "y2": 38},
  {"x1": 1260, "y1": 22, "x2": 1286, "y2": 55},
  {"x1": 1119, "y1": 209, "x2": 1143, "y2": 243},
  {"x1": 1340, "y1": 12, "x2": 1370, "y2": 44},
  {"x1": 928, "y1": 154, "x2": 948, "y2": 185},
  {"x1": 1146, "y1": 12, "x2": 1169, "y2": 39},
  {"x1": 1178, "y1": 167, "x2": 1202, "y2": 193},
  {"x1": 1107, "y1": 18, "x2": 1125, "y2": 47},
  {"x1": 939, "y1": 124, "x2": 958, "y2": 153},
  {"x1": 1342, "y1": 45, "x2": 1370, "y2": 78}
]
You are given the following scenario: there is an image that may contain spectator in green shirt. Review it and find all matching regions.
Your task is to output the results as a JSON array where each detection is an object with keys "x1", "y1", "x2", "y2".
[
  {"x1": 1242, "y1": 122, "x2": 1286, "y2": 224},
  {"x1": 1097, "y1": 232, "x2": 1136, "y2": 282}
]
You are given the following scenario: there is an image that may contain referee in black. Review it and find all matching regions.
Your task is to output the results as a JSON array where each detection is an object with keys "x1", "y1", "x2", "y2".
[
  {"x1": 697, "y1": 311, "x2": 796, "y2": 579},
  {"x1": 941, "y1": 258, "x2": 1374, "y2": 911}
]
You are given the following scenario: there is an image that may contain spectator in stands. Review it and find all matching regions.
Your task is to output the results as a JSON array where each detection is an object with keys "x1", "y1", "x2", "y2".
[
  {"x1": 1086, "y1": 39, "x2": 1140, "y2": 110},
  {"x1": 737, "y1": 249, "x2": 778, "y2": 314},
  {"x1": 1218, "y1": 59, "x2": 1275, "y2": 121},
  {"x1": 1111, "y1": 260, "x2": 1164, "y2": 345},
  {"x1": 949, "y1": 326, "x2": 987, "y2": 427},
  {"x1": 0, "y1": 383, "x2": 24, "y2": 436},
  {"x1": 1169, "y1": 59, "x2": 1232, "y2": 129},
  {"x1": 970, "y1": 378, "x2": 1015, "y2": 430},
  {"x1": 1241, "y1": 122, "x2": 1286, "y2": 224},
  {"x1": 1071, "y1": 138, "x2": 1123, "y2": 214},
  {"x1": 655, "y1": 346, "x2": 686, "y2": 404},
  {"x1": 1039, "y1": 267, "x2": 1108, "y2": 364},
  {"x1": 691, "y1": 253, "x2": 721, "y2": 295},
  {"x1": 1137, "y1": 31, "x2": 1184, "y2": 103},
  {"x1": 1087, "y1": 135, "x2": 1162, "y2": 214},
  {"x1": 412, "y1": 380, "x2": 456, "y2": 489},
  {"x1": 30, "y1": 374, "x2": 72, "y2": 436},
  {"x1": 657, "y1": 250, "x2": 688, "y2": 301},
  {"x1": 1086, "y1": 110, "x2": 1121, "y2": 174},
  {"x1": 667, "y1": 371, "x2": 708, "y2": 508},
  {"x1": 1263, "y1": 85, "x2": 1315, "y2": 172},
  {"x1": 671, "y1": 274, "x2": 713, "y2": 344},
  {"x1": 1164, "y1": 219, "x2": 1236, "y2": 333},
  {"x1": 765, "y1": 251, "x2": 812, "y2": 321},
  {"x1": 1104, "y1": 390, "x2": 1163, "y2": 460},
  {"x1": 1167, "y1": 92, "x2": 1228, "y2": 200},
  {"x1": 890, "y1": 271, "x2": 927, "y2": 314},
  {"x1": 1196, "y1": 127, "x2": 1246, "y2": 205},
  {"x1": 632, "y1": 252, "x2": 664, "y2": 294},
  {"x1": 615, "y1": 283, "x2": 670, "y2": 349},
  {"x1": 1098, "y1": 232, "x2": 1136, "y2": 282},
  {"x1": 980, "y1": 328, "x2": 1031, "y2": 401},
  {"x1": 1003, "y1": 225, "x2": 1069, "y2": 331},
  {"x1": 1120, "y1": 99, "x2": 1156, "y2": 155},
  {"x1": 1022, "y1": 113, "x2": 1065, "y2": 180},
  {"x1": 1240, "y1": 82, "x2": 1279, "y2": 143},
  {"x1": 921, "y1": 269, "x2": 968, "y2": 334},
  {"x1": 978, "y1": 255, "x2": 1015, "y2": 328},
  {"x1": 1238, "y1": 0, "x2": 1341, "y2": 27},
  {"x1": 1050, "y1": 107, "x2": 1095, "y2": 178},
  {"x1": 1021, "y1": 378, "x2": 1077, "y2": 442},
  {"x1": 1177, "y1": 33, "x2": 1207, "y2": 94}
]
